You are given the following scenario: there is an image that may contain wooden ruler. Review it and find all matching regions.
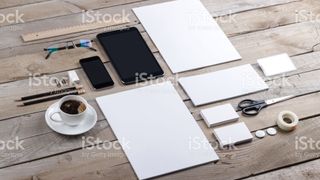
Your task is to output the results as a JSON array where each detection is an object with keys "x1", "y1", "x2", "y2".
[{"x1": 21, "y1": 19, "x2": 130, "y2": 42}]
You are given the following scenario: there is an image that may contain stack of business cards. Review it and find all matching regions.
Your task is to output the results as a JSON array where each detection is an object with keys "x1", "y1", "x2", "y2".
[
  {"x1": 213, "y1": 122, "x2": 253, "y2": 147},
  {"x1": 200, "y1": 104, "x2": 239, "y2": 128}
]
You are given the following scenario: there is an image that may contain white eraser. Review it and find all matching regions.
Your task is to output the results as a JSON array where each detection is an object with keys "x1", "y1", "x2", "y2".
[
  {"x1": 200, "y1": 104, "x2": 239, "y2": 128},
  {"x1": 68, "y1": 70, "x2": 80, "y2": 84},
  {"x1": 257, "y1": 53, "x2": 296, "y2": 76},
  {"x1": 213, "y1": 122, "x2": 253, "y2": 147}
]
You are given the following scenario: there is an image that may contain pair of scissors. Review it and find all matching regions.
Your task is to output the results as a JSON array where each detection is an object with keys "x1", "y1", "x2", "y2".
[{"x1": 237, "y1": 95, "x2": 295, "y2": 116}]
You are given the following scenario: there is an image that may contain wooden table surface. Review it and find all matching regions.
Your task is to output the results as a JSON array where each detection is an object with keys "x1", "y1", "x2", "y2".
[{"x1": 1, "y1": 0, "x2": 320, "y2": 179}]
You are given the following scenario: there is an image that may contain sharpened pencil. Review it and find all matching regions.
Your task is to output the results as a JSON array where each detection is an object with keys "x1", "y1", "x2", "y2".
[
  {"x1": 15, "y1": 85, "x2": 83, "y2": 101},
  {"x1": 17, "y1": 89, "x2": 86, "y2": 107}
]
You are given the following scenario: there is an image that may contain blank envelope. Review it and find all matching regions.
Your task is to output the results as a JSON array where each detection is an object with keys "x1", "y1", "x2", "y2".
[{"x1": 179, "y1": 64, "x2": 269, "y2": 106}]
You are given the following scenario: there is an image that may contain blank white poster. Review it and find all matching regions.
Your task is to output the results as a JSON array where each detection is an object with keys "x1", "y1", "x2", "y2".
[
  {"x1": 179, "y1": 64, "x2": 269, "y2": 106},
  {"x1": 96, "y1": 82, "x2": 219, "y2": 180},
  {"x1": 133, "y1": 0, "x2": 241, "y2": 73}
]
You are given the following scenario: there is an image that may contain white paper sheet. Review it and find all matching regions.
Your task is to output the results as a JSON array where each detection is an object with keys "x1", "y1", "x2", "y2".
[
  {"x1": 96, "y1": 82, "x2": 219, "y2": 180},
  {"x1": 133, "y1": 0, "x2": 241, "y2": 73},
  {"x1": 179, "y1": 64, "x2": 269, "y2": 106},
  {"x1": 257, "y1": 53, "x2": 297, "y2": 76}
]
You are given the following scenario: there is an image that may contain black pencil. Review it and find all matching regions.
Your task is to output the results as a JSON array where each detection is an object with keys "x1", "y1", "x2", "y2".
[
  {"x1": 17, "y1": 89, "x2": 86, "y2": 107},
  {"x1": 15, "y1": 85, "x2": 83, "y2": 101}
]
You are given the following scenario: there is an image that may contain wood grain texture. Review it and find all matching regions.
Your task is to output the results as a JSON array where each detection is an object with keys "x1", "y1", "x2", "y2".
[
  {"x1": 0, "y1": 0, "x2": 298, "y2": 27},
  {"x1": 2, "y1": 27, "x2": 320, "y2": 120},
  {"x1": 0, "y1": 0, "x2": 48, "y2": 9},
  {"x1": 0, "y1": 73, "x2": 320, "y2": 179},
  {"x1": 0, "y1": 0, "x2": 301, "y2": 58},
  {"x1": 245, "y1": 159, "x2": 320, "y2": 180},
  {"x1": 0, "y1": 0, "x2": 318, "y2": 120},
  {"x1": 1, "y1": 0, "x2": 320, "y2": 179},
  {"x1": 0, "y1": 0, "x2": 148, "y2": 27},
  {"x1": 2, "y1": 114, "x2": 320, "y2": 180}
]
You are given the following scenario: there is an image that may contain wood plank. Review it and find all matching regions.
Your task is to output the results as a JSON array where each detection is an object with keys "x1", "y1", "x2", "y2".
[
  {"x1": 0, "y1": 68, "x2": 318, "y2": 177},
  {"x1": 0, "y1": 70, "x2": 319, "y2": 172},
  {"x1": 0, "y1": 0, "x2": 80, "y2": 27},
  {"x1": 1, "y1": 76, "x2": 319, "y2": 147},
  {"x1": 0, "y1": 120, "x2": 115, "y2": 169},
  {"x1": 0, "y1": 0, "x2": 302, "y2": 58},
  {"x1": 219, "y1": 0, "x2": 320, "y2": 37},
  {"x1": 0, "y1": 0, "x2": 48, "y2": 9},
  {"x1": 0, "y1": 0, "x2": 148, "y2": 27},
  {"x1": 244, "y1": 159, "x2": 320, "y2": 180},
  {"x1": 2, "y1": 112, "x2": 320, "y2": 180},
  {"x1": 0, "y1": 0, "x2": 319, "y2": 78},
  {"x1": 0, "y1": 0, "x2": 319, "y2": 179},
  {"x1": 204, "y1": 0, "x2": 301, "y2": 16},
  {"x1": 1, "y1": 14, "x2": 320, "y2": 84},
  {"x1": 1, "y1": 36, "x2": 320, "y2": 121},
  {"x1": 131, "y1": 116, "x2": 320, "y2": 180},
  {"x1": 0, "y1": 146, "x2": 132, "y2": 180},
  {"x1": 0, "y1": 0, "x2": 298, "y2": 28},
  {"x1": 0, "y1": 100, "x2": 105, "y2": 141}
]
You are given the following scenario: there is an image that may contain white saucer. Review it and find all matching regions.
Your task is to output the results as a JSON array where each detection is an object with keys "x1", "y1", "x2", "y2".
[{"x1": 45, "y1": 102, "x2": 97, "y2": 135}]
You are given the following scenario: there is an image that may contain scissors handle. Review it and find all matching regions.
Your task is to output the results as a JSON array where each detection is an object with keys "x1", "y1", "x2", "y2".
[
  {"x1": 242, "y1": 103, "x2": 268, "y2": 116},
  {"x1": 238, "y1": 99, "x2": 265, "y2": 109},
  {"x1": 238, "y1": 99, "x2": 268, "y2": 116}
]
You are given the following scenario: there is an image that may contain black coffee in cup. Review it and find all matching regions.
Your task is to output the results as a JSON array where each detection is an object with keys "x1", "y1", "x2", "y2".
[{"x1": 60, "y1": 100, "x2": 86, "y2": 115}]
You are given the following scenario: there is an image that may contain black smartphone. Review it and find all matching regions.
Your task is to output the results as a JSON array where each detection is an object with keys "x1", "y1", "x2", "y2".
[
  {"x1": 97, "y1": 27, "x2": 164, "y2": 84},
  {"x1": 79, "y1": 56, "x2": 114, "y2": 89}
]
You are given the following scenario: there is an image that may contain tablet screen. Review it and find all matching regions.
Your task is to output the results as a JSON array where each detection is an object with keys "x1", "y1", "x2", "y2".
[{"x1": 97, "y1": 27, "x2": 164, "y2": 84}]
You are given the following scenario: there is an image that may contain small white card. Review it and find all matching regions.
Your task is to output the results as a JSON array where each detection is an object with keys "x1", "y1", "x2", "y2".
[
  {"x1": 200, "y1": 104, "x2": 239, "y2": 128},
  {"x1": 213, "y1": 122, "x2": 253, "y2": 147},
  {"x1": 257, "y1": 53, "x2": 296, "y2": 76}
]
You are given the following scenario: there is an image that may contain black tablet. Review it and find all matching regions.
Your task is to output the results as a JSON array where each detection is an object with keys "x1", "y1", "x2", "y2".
[{"x1": 97, "y1": 27, "x2": 164, "y2": 84}]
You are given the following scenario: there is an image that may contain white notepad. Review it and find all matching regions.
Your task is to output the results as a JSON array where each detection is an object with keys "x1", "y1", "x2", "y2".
[
  {"x1": 213, "y1": 122, "x2": 253, "y2": 147},
  {"x1": 133, "y1": 0, "x2": 241, "y2": 73},
  {"x1": 179, "y1": 64, "x2": 269, "y2": 106},
  {"x1": 96, "y1": 82, "x2": 219, "y2": 180},
  {"x1": 200, "y1": 104, "x2": 239, "y2": 128},
  {"x1": 257, "y1": 53, "x2": 297, "y2": 76}
]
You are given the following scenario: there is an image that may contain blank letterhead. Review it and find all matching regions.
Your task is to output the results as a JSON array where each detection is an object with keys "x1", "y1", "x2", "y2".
[
  {"x1": 133, "y1": 0, "x2": 241, "y2": 73},
  {"x1": 96, "y1": 82, "x2": 219, "y2": 179}
]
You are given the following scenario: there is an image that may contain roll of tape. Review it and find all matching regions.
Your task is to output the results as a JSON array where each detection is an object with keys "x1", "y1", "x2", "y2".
[{"x1": 277, "y1": 111, "x2": 299, "y2": 131}]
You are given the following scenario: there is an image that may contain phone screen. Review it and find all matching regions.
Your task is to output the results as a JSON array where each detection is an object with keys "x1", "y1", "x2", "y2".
[
  {"x1": 97, "y1": 27, "x2": 164, "y2": 84},
  {"x1": 80, "y1": 56, "x2": 114, "y2": 89}
]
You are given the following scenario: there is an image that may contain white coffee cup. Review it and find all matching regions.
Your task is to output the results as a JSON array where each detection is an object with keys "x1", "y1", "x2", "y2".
[{"x1": 49, "y1": 95, "x2": 89, "y2": 126}]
